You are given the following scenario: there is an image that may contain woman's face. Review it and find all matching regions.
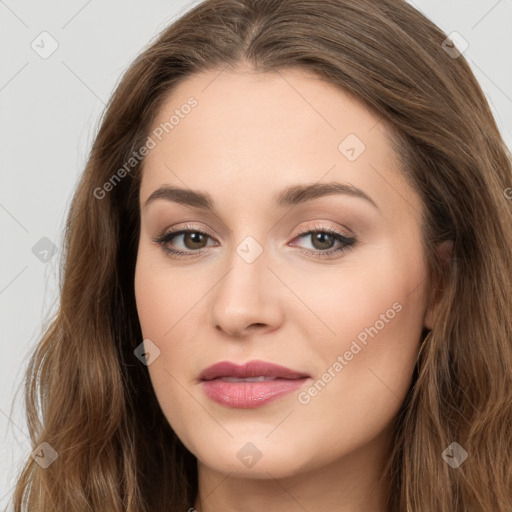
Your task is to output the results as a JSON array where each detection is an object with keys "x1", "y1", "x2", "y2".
[{"x1": 134, "y1": 67, "x2": 434, "y2": 480}]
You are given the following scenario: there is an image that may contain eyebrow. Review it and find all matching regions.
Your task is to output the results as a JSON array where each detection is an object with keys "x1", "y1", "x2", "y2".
[{"x1": 143, "y1": 181, "x2": 379, "y2": 211}]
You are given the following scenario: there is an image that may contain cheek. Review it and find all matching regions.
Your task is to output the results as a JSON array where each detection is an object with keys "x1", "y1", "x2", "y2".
[
  {"x1": 134, "y1": 244, "x2": 196, "y2": 340},
  {"x1": 296, "y1": 242, "x2": 427, "y2": 354},
  {"x1": 296, "y1": 244, "x2": 427, "y2": 424},
  {"x1": 134, "y1": 263, "x2": 168, "y2": 340},
  {"x1": 134, "y1": 255, "x2": 201, "y2": 439},
  {"x1": 134, "y1": 248, "x2": 208, "y2": 387}
]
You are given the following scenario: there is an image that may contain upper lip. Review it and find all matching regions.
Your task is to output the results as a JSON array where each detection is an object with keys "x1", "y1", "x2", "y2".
[{"x1": 198, "y1": 360, "x2": 310, "y2": 381}]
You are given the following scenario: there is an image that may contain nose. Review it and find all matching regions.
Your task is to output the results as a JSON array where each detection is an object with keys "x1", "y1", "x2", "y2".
[{"x1": 210, "y1": 242, "x2": 285, "y2": 338}]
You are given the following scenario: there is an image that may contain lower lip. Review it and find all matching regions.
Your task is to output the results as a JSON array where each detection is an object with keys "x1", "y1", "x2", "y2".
[{"x1": 201, "y1": 378, "x2": 309, "y2": 408}]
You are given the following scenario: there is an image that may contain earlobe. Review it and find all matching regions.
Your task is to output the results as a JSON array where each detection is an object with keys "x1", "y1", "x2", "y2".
[
  {"x1": 437, "y1": 239, "x2": 453, "y2": 267},
  {"x1": 423, "y1": 240, "x2": 453, "y2": 330}
]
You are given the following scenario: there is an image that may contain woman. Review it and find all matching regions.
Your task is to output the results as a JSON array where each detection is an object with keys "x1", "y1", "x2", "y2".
[{"x1": 11, "y1": 0, "x2": 512, "y2": 510}]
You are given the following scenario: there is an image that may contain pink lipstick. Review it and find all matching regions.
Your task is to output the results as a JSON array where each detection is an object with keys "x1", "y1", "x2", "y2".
[{"x1": 198, "y1": 360, "x2": 311, "y2": 409}]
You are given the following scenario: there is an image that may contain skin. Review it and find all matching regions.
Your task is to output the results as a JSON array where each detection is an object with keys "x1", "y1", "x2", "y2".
[{"x1": 134, "y1": 65, "x2": 441, "y2": 511}]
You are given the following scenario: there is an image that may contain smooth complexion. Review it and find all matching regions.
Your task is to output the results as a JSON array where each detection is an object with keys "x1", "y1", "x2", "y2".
[{"x1": 134, "y1": 66, "x2": 439, "y2": 512}]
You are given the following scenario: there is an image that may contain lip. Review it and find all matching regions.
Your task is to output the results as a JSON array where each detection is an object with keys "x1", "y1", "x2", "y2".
[
  {"x1": 198, "y1": 360, "x2": 311, "y2": 409},
  {"x1": 198, "y1": 360, "x2": 310, "y2": 381}
]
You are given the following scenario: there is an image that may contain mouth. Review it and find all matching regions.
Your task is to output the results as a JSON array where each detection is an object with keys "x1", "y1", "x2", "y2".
[
  {"x1": 212, "y1": 376, "x2": 289, "y2": 382},
  {"x1": 198, "y1": 360, "x2": 311, "y2": 409}
]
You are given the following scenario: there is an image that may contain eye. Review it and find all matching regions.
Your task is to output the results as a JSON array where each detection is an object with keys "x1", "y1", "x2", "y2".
[
  {"x1": 151, "y1": 224, "x2": 216, "y2": 259},
  {"x1": 151, "y1": 222, "x2": 357, "y2": 260},
  {"x1": 290, "y1": 223, "x2": 357, "y2": 259}
]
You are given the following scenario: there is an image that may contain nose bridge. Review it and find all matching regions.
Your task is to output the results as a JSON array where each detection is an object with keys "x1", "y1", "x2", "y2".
[
  {"x1": 210, "y1": 231, "x2": 282, "y2": 335},
  {"x1": 221, "y1": 233, "x2": 269, "y2": 300}
]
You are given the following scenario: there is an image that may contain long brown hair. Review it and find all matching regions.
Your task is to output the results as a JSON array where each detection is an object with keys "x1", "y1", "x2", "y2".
[{"x1": 11, "y1": 0, "x2": 512, "y2": 510}]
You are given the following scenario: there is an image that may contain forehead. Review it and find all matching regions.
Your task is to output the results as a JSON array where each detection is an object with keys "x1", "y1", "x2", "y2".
[
  {"x1": 139, "y1": 67, "x2": 421, "y2": 221},
  {"x1": 147, "y1": 66, "x2": 384, "y2": 156}
]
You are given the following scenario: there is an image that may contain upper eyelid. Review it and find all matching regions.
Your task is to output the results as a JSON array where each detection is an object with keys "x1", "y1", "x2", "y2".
[
  {"x1": 160, "y1": 223, "x2": 350, "y2": 238},
  {"x1": 161, "y1": 224, "x2": 216, "y2": 240}
]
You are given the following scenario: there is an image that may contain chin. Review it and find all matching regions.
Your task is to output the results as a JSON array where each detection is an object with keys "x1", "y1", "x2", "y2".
[{"x1": 193, "y1": 435, "x2": 321, "y2": 479}]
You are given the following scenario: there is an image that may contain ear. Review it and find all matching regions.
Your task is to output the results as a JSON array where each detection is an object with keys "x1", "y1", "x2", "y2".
[{"x1": 423, "y1": 240, "x2": 453, "y2": 330}]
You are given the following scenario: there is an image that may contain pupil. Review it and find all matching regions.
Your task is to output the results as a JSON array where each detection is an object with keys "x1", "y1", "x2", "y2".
[
  {"x1": 313, "y1": 232, "x2": 333, "y2": 250},
  {"x1": 186, "y1": 232, "x2": 205, "y2": 248}
]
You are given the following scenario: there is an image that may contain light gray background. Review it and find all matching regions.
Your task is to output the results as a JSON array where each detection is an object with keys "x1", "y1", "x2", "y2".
[{"x1": 1, "y1": 0, "x2": 511, "y2": 508}]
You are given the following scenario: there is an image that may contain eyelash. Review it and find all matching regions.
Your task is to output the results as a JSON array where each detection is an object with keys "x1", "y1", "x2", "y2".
[{"x1": 151, "y1": 223, "x2": 357, "y2": 260}]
